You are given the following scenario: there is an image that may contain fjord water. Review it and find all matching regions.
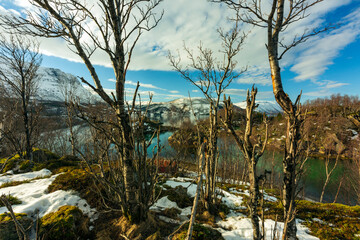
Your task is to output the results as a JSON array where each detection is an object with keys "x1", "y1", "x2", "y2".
[{"x1": 152, "y1": 132, "x2": 355, "y2": 205}]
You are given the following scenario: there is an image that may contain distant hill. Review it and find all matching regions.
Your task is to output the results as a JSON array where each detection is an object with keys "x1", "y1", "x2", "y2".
[
  {"x1": 36, "y1": 67, "x2": 94, "y2": 102},
  {"x1": 234, "y1": 100, "x2": 282, "y2": 115}
]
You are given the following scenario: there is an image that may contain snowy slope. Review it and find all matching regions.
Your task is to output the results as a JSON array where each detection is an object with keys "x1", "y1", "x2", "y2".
[
  {"x1": 36, "y1": 67, "x2": 93, "y2": 102},
  {"x1": 234, "y1": 100, "x2": 282, "y2": 115}
]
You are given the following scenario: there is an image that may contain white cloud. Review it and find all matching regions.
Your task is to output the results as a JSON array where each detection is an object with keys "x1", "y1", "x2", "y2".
[
  {"x1": 169, "y1": 90, "x2": 179, "y2": 94},
  {"x1": 224, "y1": 88, "x2": 273, "y2": 99},
  {"x1": 126, "y1": 80, "x2": 165, "y2": 90},
  {"x1": 108, "y1": 78, "x2": 116, "y2": 82},
  {"x1": 4, "y1": 0, "x2": 357, "y2": 87},
  {"x1": 291, "y1": 6, "x2": 360, "y2": 82},
  {"x1": 192, "y1": 90, "x2": 199, "y2": 93},
  {"x1": 304, "y1": 80, "x2": 349, "y2": 97}
]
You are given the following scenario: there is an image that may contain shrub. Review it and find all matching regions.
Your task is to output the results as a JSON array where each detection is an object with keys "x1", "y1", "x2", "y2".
[
  {"x1": 39, "y1": 206, "x2": 89, "y2": 240},
  {"x1": 0, "y1": 213, "x2": 32, "y2": 240},
  {"x1": 47, "y1": 169, "x2": 101, "y2": 209}
]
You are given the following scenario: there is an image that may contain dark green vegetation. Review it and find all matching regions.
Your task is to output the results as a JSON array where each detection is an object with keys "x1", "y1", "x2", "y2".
[
  {"x1": 0, "y1": 195, "x2": 21, "y2": 207},
  {"x1": 40, "y1": 205, "x2": 90, "y2": 240},
  {"x1": 173, "y1": 223, "x2": 225, "y2": 240},
  {"x1": 0, "y1": 213, "x2": 32, "y2": 240},
  {"x1": 0, "y1": 148, "x2": 80, "y2": 174}
]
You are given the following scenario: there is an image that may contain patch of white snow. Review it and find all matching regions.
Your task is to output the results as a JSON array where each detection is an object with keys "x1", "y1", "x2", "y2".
[{"x1": 0, "y1": 169, "x2": 52, "y2": 185}]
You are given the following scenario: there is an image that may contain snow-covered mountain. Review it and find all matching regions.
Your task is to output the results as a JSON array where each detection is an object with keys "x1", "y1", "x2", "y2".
[
  {"x1": 234, "y1": 100, "x2": 282, "y2": 115},
  {"x1": 144, "y1": 98, "x2": 211, "y2": 126},
  {"x1": 36, "y1": 67, "x2": 93, "y2": 102}
]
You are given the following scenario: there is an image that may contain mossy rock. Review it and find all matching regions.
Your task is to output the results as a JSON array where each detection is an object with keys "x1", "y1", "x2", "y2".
[
  {"x1": 47, "y1": 169, "x2": 101, "y2": 209},
  {"x1": 32, "y1": 148, "x2": 60, "y2": 162},
  {"x1": 1, "y1": 159, "x2": 17, "y2": 173},
  {"x1": 39, "y1": 206, "x2": 89, "y2": 240},
  {"x1": 59, "y1": 155, "x2": 81, "y2": 162},
  {"x1": 1, "y1": 158, "x2": 32, "y2": 174},
  {"x1": 33, "y1": 158, "x2": 79, "y2": 172},
  {"x1": 0, "y1": 213, "x2": 32, "y2": 240},
  {"x1": 163, "y1": 185, "x2": 193, "y2": 208},
  {"x1": 173, "y1": 223, "x2": 224, "y2": 240}
]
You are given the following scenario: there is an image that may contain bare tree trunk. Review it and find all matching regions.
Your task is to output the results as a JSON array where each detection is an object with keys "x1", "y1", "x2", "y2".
[
  {"x1": 0, "y1": 194, "x2": 30, "y2": 240},
  {"x1": 320, "y1": 151, "x2": 340, "y2": 203},
  {"x1": 222, "y1": 87, "x2": 268, "y2": 240},
  {"x1": 249, "y1": 161, "x2": 261, "y2": 240},
  {"x1": 186, "y1": 145, "x2": 205, "y2": 240}
]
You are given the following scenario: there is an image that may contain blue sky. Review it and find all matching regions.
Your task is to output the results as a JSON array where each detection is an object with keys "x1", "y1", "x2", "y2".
[{"x1": 1, "y1": 0, "x2": 360, "y2": 104}]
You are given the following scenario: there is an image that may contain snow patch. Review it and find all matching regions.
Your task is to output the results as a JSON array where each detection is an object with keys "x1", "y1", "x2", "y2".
[
  {"x1": 217, "y1": 211, "x2": 319, "y2": 240},
  {"x1": 0, "y1": 172, "x2": 97, "y2": 220},
  {"x1": 0, "y1": 169, "x2": 52, "y2": 184}
]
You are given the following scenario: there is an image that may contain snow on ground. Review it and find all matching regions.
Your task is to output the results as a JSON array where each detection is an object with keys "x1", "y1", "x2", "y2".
[
  {"x1": 0, "y1": 169, "x2": 52, "y2": 184},
  {"x1": 217, "y1": 211, "x2": 319, "y2": 240},
  {"x1": 165, "y1": 179, "x2": 198, "y2": 197},
  {"x1": 155, "y1": 176, "x2": 318, "y2": 240},
  {"x1": 0, "y1": 170, "x2": 97, "y2": 220},
  {"x1": 218, "y1": 189, "x2": 245, "y2": 210}
]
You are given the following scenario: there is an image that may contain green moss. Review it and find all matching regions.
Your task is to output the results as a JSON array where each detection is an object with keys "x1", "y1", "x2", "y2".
[
  {"x1": 295, "y1": 200, "x2": 360, "y2": 240},
  {"x1": 39, "y1": 206, "x2": 89, "y2": 240},
  {"x1": 33, "y1": 159, "x2": 79, "y2": 172},
  {"x1": 0, "y1": 180, "x2": 32, "y2": 189},
  {"x1": 0, "y1": 195, "x2": 22, "y2": 207},
  {"x1": 0, "y1": 213, "x2": 27, "y2": 223},
  {"x1": 19, "y1": 160, "x2": 31, "y2": 171},
  {"x1": 173, "y1": 223, "x2": 224, "y2": 240},
  {"x1": 47, "y1": 169, "x2": 101, "y2": 209},
  {"x1": 2, "y1": 159, "x2": 16, "y2": 173},
  {"x1": 32, "y1": 148, "x2": 60, "y2": 162},
  {"x1": 0, "y1": 213, "x2": 32, "y2": 240}
]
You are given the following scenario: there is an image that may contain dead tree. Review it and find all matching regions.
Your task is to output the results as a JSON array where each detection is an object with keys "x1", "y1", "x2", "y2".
[
  {"x1": 222, "y1": 86, "x2": 268, "y2": 240},
  {"x1": 169, "y1": 20, "x2": 246, "y2": 211},
  {"x1": 0, "y1": 0, "x2": 163, "y2": 223},
  {"x1": 59, "y1": 77, "x2": 82, "y2": 156},
  {"x1": 0, "y1": 35, "x2": 42, "y2": 161},
  {"x1": 212, "y1": 0, "x2": 328, "y2": 238},
  {"x1": 319, "y1": 145, "x2": 344, "y2": 203}
]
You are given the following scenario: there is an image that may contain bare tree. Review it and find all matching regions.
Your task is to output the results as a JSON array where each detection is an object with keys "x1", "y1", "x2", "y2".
[
  {"x1": 319, "y1": 136, "x2": 344, "y2": 203},
  {"x1": 212, "y1": 0, "x2": 328, "y2": 238},
  {"x1": 59, "y1": 77, "x2": 82, "y2": 156},
  {"x1": 169, "y1": 21, "x2": 246, "y2": 211},
  {"x1": 0, "y1": 0, "x2": 163, "y2": 223},
  {"x1": 222, "y1": 86, "x2": 268, "y2": 240},
  {"x1": 0, "y1": 34, "x2": 42, "y2": 161}
]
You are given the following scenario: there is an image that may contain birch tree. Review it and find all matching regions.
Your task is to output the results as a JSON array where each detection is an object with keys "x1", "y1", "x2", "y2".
[
  {"x1": 222, "y1": 86, "x2": 268, "y2": 240},
  {"x1": 212, "y1": 0, "x2": 327, "y2": 238},
  {"x1": 0, "y1": 35, "x2": 42, "y2": 161},
  {"x1": 169, "y1": 21, "x2": 246, "y2": 211},
  {"x1": 0, "y1": 0, "x2": 163, "y2": 223}
]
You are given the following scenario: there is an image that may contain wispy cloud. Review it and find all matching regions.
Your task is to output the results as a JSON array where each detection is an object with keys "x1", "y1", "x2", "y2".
[
  {"x1": 291, "y1": 6, "x2": 360, "y2": 82},
  {"x1": 304, "y1": 80, "x2": 349, "y2": 97},
  {"x1": 169, "y1": 90, "x2": 179, "y2": 94},
  {"x1": 126, "y1": 80, "x2": 165, "y2": 90}
]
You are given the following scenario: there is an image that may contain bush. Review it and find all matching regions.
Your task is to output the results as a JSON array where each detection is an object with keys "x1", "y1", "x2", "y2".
[
  {"x1": 0, "y1": 213, "x2": 32, "y2": 240},
  {"x1": 39, "y1": 206, "x2": 89, "y2": 240}
]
